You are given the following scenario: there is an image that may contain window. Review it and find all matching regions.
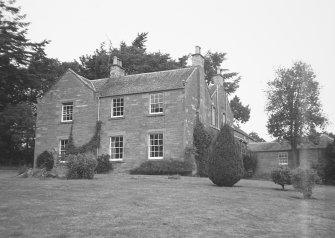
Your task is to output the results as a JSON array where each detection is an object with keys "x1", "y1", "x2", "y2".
[
  {"x1": 278, "y1": 152, "x2": 288, "y2": 165},
  {"x1": 61, "y1": 102, "x2": 73, "y2": 122},
  {"x1": 149, "y1": 133, "x2": 163, "y2": 159},
  {"x1": 150, "y1": 93, "x2": 163, "y2": 114},
  {"x1": 110, "y1": 136, "x2": 124, "y2": 161},
  {"x1": 59, "y1": 139, "x2": 68, "y2": 157},
  {"x1": 222, "y1": 113, "x2": 226, "y2": 125},
  {"x1": 111, "y1": 97, "x2": 124, "y2": 117},
  {"x1": 211, "y1": 105, "x2": 216, "y2": 126}
]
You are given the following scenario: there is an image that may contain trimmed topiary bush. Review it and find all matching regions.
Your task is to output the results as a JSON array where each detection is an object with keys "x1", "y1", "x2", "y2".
[
  {"x1": 130, "y1": 159, "x2": 192, "y2": 176},
  {"x1": 193, "y1": 119, "x2": 212, "y2": 177},
  {"x1": 271, "y1": 166, "x2": 292, "y2": 190},
  {"x1": 36, "y1": 150, "x2": 54, "y2": 171},
  {"x1": 208, "y1": 124, "x2": 244, "y2": 187},
  {"x1": 291, "y1": 168, "x2": 320, "y2": 199},
  {"x1": 243, "y1": 153, "x2": 257, "y2": 178},
  {"x1": 95, "y1": 154, "x2": 113, "y2": 174},
  {"x1": 66, "y1": 153, "x2": 97, "y2": 179}
]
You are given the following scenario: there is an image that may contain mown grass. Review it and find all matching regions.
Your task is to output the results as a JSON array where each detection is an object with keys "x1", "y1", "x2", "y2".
[{"x1": 0, "y1": 170, "x2": 334, "y2": 238}]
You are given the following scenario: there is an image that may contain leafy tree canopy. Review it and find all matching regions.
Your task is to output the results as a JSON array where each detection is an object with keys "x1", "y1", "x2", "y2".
[
  {"x1": 230, "y1": 95, "x2": 250, "y2": 126},
  {"x1": 266, "y1": 61, "x2": 327, "y2": 165},
  {"x1": 0, "y1": 0, "x2": 49, "y2": 110},
  {"x1": 248, "y1": 132, "x2": 266, "y2": 142}
]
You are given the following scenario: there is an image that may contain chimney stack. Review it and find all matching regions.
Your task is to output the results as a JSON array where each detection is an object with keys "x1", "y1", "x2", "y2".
[
  {"x1": 110, "y1": 56, "x2": 125, "y2": 77},
  {"x1": 191, "y1": 45, "x2": 204, "y2": 68}
]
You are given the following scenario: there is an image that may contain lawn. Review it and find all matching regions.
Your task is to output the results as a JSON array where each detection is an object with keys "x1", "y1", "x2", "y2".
[{"x1": 0, "y1": 170, "x2": 334, "y2": 238}]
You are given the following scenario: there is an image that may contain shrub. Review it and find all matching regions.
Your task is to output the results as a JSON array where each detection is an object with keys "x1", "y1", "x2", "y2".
[
  {"x1": 291, "y1": 168, "x2": 320, "y2": 199},
  {"x1": 95, "y1": 154, "x2": 113, "y2": 174},
  {"x1": 130, "y1": 159, "x2": 192, "y2": 176},
  {"x1": 66, "y1": 153, "x2": 97, "y2": 179},
  {"x1": 193, "y1": 119, "x2": 212, "y2": 177},
  {"x1": 17, "y1": 164, "x2": 29, "y2": 175},
  {"x1": 208, "y1": 124, "x2": 244, "y2": 187},
  {"x1": 36, "y1": 151, "x2": 54, "y2": 171},
  {"x1": 271, "y1": 166, "x2": 292, "y2": 190},
  {"x1": 243, "y1": 153, "x2": 257, "y2": 178}
]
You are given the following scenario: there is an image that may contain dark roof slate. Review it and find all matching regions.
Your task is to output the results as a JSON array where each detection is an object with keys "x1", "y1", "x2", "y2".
[
  {"x1": 91, "y1": 78, "x2": 109, "y2": 92},
  {"x1": 248, "y1": 135, "x2": 334, "y2": 152},
  {"x1": 99, "y1": 67, "x2": 196, "y2": 97}
]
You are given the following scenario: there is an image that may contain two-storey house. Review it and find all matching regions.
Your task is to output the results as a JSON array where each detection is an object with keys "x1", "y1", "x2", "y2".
[{"x1": 34, "y1": 46, "x2": 234, "y2": 171}]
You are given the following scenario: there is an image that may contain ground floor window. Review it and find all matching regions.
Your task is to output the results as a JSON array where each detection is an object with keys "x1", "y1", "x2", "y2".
[
  {"x1": 110, "y1": 136, "x2": 124, "y2": 161},
  {"x1": 59, "y1": 139, "x2": 68, "y2": 157},
  {"x1": 149, "y1": 133, "x2": 163, "y2": 159},
  {"x1": 278, "y1": 152, "x2": 288, "y2": 165}
]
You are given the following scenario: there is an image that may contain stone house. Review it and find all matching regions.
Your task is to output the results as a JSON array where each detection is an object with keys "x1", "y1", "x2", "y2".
[
  {"x1": 248, "y1": 134, "x2": 334, "y2": 178},
  {"x1": 33, "y1": 46, "x2": 235, "y2": 171}
]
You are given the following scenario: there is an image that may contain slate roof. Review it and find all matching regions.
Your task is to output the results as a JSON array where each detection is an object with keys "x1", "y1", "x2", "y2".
[
  {"x1": 233, "y1": 125, "x2": 255, "y2": 142},
  {"x1": 248, "y1": 135, "x2": 333, "y2": 152},
  {"x1": 99, "y1": 67, "x2": 196, "y2": 97},
  {"x1": 248, "y1": 142, "x2": 291, "y2": 152},
  {"x1": 91, "y1": 78, "x2": 109, "y2": 92}
]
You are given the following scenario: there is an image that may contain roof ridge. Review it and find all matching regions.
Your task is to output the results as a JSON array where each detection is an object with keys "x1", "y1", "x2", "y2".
[{"x1": 123, "y1": 67, "x2": 193, "y2": 78}]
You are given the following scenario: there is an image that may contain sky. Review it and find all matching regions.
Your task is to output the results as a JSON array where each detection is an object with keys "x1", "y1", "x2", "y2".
[{"x1": 17, "y1": 0, "x2": 335, "y2": 141}]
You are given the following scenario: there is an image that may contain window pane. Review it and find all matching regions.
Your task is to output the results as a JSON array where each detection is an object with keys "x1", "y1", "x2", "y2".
[
  {"x1": 150, "y1": 93, "x2": 163, "y2": 114},
  {"x1": 149, "y1": 133, "x2": 163, "y2": 158},
  {"x1": 110, "y1": 136, "x2": 123, "y2": 159}
]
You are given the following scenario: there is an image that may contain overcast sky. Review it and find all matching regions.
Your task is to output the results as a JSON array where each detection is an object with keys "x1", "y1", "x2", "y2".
[{"x1": 17, "y1": 0, "x2": 335, "y2": 141}]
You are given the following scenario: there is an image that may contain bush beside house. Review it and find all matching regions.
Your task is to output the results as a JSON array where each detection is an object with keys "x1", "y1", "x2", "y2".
[
  {"x1": 291, "y1": 168, "x2": 320, "y2": 199},
  {"x1": 130, "y1": 159, "x2": 192, "y2": 176},
  {"x1": 271, "y1": 166, "x2": 292, "y2": 190},
  {"x1": 95, "y1": 154, "x2": 113, "y2": 174},
  {"x1": 208, "y1": 124, "x2": 244, "y2": 187},
  {"x1": 66, "y1": 153, "x2": 97, "y2": 179}
]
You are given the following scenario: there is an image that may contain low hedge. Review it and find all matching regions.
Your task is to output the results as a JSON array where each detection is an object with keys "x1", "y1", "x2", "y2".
[
  {"x1": 130, "y1": 159, "x2": 192, "y2": 176},
  {"x1": 95, "y1": 154, "x2": 113, "y2": 174}
]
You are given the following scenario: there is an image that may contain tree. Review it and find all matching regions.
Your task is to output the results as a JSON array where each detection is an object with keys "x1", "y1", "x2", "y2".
[
  {"x1": 266, "y1": 61, "x2": 327, "y2": 167},
  {"x1": 0, "y1": 0, "x2": 48, "y2": 110},
  {"x1": 0, "y1": 102, "x2": 35, "y2": 165},
  {"x1": 248, "y1": 132, "x2": 266, "y2": 142},
  {"x1": 230, "y1": 95, "x2": 250, "y2": 126},
  {"x1": 208, "y1": 124, "x2": 244, "y2": 186}
]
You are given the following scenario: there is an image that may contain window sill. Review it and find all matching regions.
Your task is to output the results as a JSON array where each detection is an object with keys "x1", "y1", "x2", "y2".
[
  {"x1": 209, "y1": 125, "x2": 220, "y2": 131},
  {"x1": 109, "y1": 116, "x2": 125, "y2": 120},
  {"x1": 147, "y1": 113, "x2": 164, "y2": 117},
  {"x1": 148, "y1": 157, "x2": 164, "y2": 160},
  {"x1": 60, "y1": 121, "x2": 73, "y2": 124},
  {"x1": 109, "y1": 159, "x2": 124, "y2": 163}
]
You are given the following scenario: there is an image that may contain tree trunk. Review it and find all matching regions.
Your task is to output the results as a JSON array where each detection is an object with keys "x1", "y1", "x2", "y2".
[{"x1": 291, "y1": 147, "x2": 299, "y2": 168}]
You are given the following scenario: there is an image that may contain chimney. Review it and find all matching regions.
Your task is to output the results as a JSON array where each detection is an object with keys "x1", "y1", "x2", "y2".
[
  {"x1": 110, "y1": 56, "x2": 125, "y2": 77},
  {"x1": 191, "y1": 46, "x2": 205, "y2": 68},
  {"x1": 213, "y1": 66, "x2": 224, "y2": 86}
]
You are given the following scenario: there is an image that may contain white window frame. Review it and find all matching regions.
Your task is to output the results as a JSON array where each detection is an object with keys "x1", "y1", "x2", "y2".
[
  {"x1": 110, "y1": 136, "x2": 124, "y2": 161},
  {"x1": 222, "y1": 113, "x2": 226, "y2": 126},
  {"x1": 61, "y1": 102, "x2": 73, "y2": 122},
  {"x1": 148, "y1": 132, "x2": 164, "y2": 159},
  {"x1": 211, "y1": 105, "x2": 216, "y2": 126},
  {"x1": 59, "y1": 139, "x2": 68, "y2": 157},
  {"x1": 111, "y1": 97, "x2": 124, "y2": 118},
  {"x1": 150, "y1": 93, "x2": 164, "y2": 114},
  {"x1": 278, "y1": 152, "x2": 288, "y2": 165}
]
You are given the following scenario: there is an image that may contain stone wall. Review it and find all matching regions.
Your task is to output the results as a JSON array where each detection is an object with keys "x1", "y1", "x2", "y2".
[
  {"x1": 98, "y1": 89, "x2": 186, "y2": 171},
  {"x1": 34, "y1": 70, "x2": 98, "y2": 167}
]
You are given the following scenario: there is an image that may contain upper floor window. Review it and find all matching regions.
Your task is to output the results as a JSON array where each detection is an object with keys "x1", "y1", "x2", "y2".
[
  {"x1": 148, "y1": 133, "x2": 163, "y2": 159},
  {"x1": 278, "y1": 152, "x2": 288, "y2": 165},
  {"x1": 59, "y1": 139, "x2": 68, "y2": 157},
  {"x1": 150, "y1": 93, "x2": 163, "y2": 114},
  {"x1": 61, "y1": 102, "x2": 73, "y2": 122},
  {"x1": 111, "y1": 97, "x2": 124, "y2": 117}
]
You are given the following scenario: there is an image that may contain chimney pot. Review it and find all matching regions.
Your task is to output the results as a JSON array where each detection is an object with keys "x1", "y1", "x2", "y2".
[
  {"x1": 195, "y1": 46, "x2": 201, "y2": 54},
  {"x1": 113, "y1": 56, "x2": 118, "y2": 65}
]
